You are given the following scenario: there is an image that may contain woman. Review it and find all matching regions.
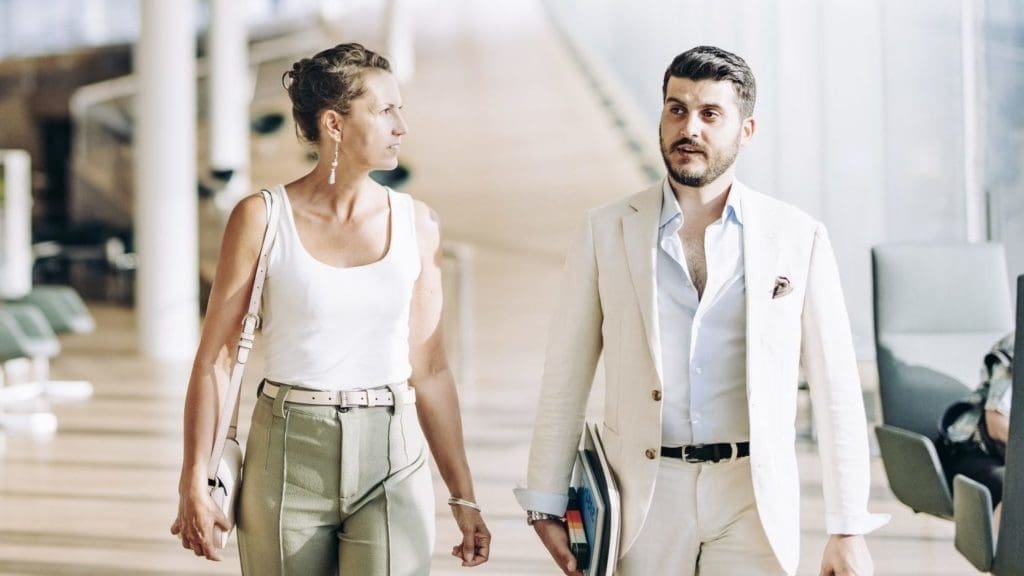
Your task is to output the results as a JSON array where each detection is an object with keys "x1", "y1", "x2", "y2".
[{"x1": 171, "y1": 43, "x2": 490, "y2": 574}]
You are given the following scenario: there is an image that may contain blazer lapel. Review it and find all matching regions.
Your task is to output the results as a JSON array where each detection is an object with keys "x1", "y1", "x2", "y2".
[
  {"x1": 623, "y1": 184, "x2": 664, "y2": 385},
  {"x1": 740, "y1": 183, "x2": 782, "y2": 401}
]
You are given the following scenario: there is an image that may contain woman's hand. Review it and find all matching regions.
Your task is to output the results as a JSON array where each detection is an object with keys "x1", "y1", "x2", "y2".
[
  {"x1": 170, "y1": 486, "x2": 233, "y2": 561},
  {"x1": 448, "y1": 505, "x2": 491, "y2": 567}
]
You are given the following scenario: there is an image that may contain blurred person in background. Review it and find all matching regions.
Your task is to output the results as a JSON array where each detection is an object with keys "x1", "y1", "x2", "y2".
[{"x1": 942, "y1": 331, "x2": 1015, "y2": 530}]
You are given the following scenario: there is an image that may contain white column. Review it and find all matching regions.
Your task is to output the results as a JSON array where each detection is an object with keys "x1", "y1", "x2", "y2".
[
  {"x1": 209, "y1": 0, "x2": 250, "y2": 205},
  {"x1": 961, "y1": 0, "x2": 986, "y2": 242},
  {"x1": 134, "y1": 0, "x2": 199, "y2": 360},
  {"x1": 384, "y1": 0, "x2": 414, "y2": 83},
  {"x1": 0, "y1": 150, "x2": 33, "y2": 299}
]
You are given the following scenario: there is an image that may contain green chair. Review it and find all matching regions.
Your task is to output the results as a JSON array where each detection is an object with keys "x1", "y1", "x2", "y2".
[
  {"x1": 0, "y1": 310, "x2": 30, "y2": 364},
  {"x1": 4, "y1": 303, "x2": 61, "y2": 359},
  {"x1": 5, "y1": 285, "x2": 95, "y2": 399},
  {"x1": 2, "y1": 303, "x2": 91, "y2": 400},
  {"x1": 8, "y1": 285, "x2": 96, "y2": 335},
  {"x1": 0, "y1": 309, "x2": 58, "y2": 436}
]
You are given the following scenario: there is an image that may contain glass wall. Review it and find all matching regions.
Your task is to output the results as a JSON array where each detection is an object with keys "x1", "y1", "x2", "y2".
[{"x1": 984, "y1": 0, "x2": 1024, "y2": 303}]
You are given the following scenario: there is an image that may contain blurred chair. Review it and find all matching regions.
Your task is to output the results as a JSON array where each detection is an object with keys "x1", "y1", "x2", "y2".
[
  {"x1": 953, "y1": 273, "x2": 1024, "y2": 575},
  {"x1": 4, "y1": 286, "x2": 95, "y2": 401},
  {"x1": 4, "y1": 303, "x2": 61, "y2": 386},
  {"x1": 3, "y1": 302, "x2": 92, "y2": 400},
  {"x1": 8, "y1": 285, "x2": 96, "y2": 335},
  {"x1": 0, "y1": 309, "x2": 58, "y2": 437},
  {"x1": 872, "y1": 243, "x2": 1012, "y2": 519},
  {"x1": 955, "y1": 474, "x2": 996, "y2": 572}
]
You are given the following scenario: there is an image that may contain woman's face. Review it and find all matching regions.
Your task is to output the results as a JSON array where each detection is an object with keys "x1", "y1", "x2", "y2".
[{"x1": 334, "y1": 70, "x2": 407, "y2": 172}]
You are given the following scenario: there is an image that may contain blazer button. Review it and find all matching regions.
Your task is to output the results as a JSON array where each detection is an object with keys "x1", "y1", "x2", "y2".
[
  {"x1": 645, "y1": 448, "x2": 657, "y2": 460},
  {"x1": 651, "y1": 390, "x2": 662, "y2": 401}
]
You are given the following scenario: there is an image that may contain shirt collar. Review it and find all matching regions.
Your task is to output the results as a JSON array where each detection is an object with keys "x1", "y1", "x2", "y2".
[
  {"x1": 660, "y1": 179, "x2": 681, "y2": 230},
  {"x1": 659, "y1": 178, "x2": 745, "y2": 230},
  {"x1": 726, "y1": 181, "x2": 744, "y2": 225}
]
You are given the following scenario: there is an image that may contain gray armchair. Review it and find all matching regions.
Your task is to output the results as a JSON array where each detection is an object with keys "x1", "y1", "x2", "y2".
[
  {"x1": 952, "y1": 274, "x2": 1024, "y2": 575},
  {"x1": 954, "y1": 474, "x2": 995, "y2": 571},
  {"x1": 872, "y1": 243, "x2": 1012, "y2": 519}
]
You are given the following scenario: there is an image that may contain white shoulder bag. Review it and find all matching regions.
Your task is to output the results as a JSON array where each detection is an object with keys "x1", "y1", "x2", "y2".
[{"x1": 206, "y1": 188, "x2": 281, "y2": 547}]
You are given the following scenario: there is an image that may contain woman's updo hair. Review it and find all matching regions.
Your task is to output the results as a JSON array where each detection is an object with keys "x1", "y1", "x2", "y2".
[{"x1": 282, "y1": 43, "x2": 392, "y2": 143}]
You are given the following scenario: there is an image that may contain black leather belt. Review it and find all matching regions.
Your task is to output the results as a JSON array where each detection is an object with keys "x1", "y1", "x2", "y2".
[{"x1": 661, "y1": 442, "x2": 750, "y2": 463}]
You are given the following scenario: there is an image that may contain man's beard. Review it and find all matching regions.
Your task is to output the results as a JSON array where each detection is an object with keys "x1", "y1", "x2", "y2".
[{"x1": 660, "y1": 134, "x2": 741, "y2": 187}]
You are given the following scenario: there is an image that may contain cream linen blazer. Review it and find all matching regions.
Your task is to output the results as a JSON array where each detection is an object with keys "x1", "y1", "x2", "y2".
[{"x1": 525, "y1": 181, "x2": 888, "y2": 574}]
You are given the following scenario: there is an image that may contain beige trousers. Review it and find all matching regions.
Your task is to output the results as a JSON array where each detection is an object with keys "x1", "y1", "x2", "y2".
[
  {"x1": 618, "y1": 456, "x2": 789, "y2": 576},
  {"x1": 237, "y1": 382, "x2": 435, "y2": 576}
]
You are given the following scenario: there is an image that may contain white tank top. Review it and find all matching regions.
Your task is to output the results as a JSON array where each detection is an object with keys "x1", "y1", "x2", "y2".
[{"x1": 261, "y1": 185, "x2": 421, "y2": 391}]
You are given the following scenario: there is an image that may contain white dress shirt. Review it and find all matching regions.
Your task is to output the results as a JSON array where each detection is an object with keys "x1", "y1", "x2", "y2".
[{"x1": 657, "y1": 179, "x2": 749, "y2": 446}]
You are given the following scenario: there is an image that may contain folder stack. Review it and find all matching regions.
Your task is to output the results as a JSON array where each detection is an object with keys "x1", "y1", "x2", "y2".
[{"x1": 572, "y1": 422, "x2": 621, "y2": 575}]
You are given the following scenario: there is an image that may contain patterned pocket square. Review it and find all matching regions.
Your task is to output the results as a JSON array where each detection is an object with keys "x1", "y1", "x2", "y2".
[{"x1": 772, "y1": 276, "x2": 792, "y2": 299}]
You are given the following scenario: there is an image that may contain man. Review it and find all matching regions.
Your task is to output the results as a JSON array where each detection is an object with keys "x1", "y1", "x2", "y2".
[{"x1": 515, "y1": 46, "x2": 889, "y2": 575}]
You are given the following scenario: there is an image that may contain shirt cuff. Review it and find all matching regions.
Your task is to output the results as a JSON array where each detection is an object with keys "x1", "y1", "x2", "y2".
[
  {"x1": 826, "y1": 513, "x2": 891, "y2": 535},
  {"x1": 513, "y1": 487, "x2": 569, "y2": 516}
]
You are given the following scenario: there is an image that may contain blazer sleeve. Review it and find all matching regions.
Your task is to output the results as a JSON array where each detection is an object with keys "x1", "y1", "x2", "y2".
[
  {"x1": 514, "y1": 212, "x2": 604, "y2": 515},
  {"x1": 800, "y1": 224, "x2": 890, "y2": 535}
]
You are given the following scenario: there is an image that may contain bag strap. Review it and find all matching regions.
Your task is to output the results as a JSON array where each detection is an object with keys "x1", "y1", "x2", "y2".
[{"x1": 207, "y1": 188, "x2": 281, "y2": 484}]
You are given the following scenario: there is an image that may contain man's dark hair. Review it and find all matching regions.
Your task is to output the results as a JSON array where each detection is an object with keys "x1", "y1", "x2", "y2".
[{"x1": 662, "y1": 46, "x2": 757, "y2": 118}]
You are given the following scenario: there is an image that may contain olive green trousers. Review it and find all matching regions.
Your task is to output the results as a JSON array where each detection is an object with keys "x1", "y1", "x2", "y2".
[{"x1": 237, "y1": 382, "x2": 435, "y2": 575}]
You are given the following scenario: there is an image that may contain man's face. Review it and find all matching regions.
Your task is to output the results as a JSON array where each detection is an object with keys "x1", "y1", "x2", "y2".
[{"x1": 659, "y1": 76, "x2": 754, "y2": 188}]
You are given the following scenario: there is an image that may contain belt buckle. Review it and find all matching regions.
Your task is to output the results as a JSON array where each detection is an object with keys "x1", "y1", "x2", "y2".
[
  {"x1": 683, "y1": 444, "x2": 704, "y2": 463},
  {"x1": 241, "y1": 312, "x2": 261, "y2": 333},
  {"x1": 338, "y1": 391, "x2": 352, "y2": 409}
]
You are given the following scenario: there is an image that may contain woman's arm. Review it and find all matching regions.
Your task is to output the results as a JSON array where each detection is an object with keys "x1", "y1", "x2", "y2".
[
  {"x1": 407, "y1": 199, "x2": 489, "y2": 567},
  {"x1": 171, "y1": 194, "x2": 268, "y2": 560}
]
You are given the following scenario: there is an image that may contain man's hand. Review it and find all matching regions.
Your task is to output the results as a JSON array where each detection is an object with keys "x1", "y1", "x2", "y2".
[
  {"x1": 533, "y1": 518, "x2": 583, "y2": 576},
  {"x1": 820, "y1": 534, "x2": 873, "y2": 576}
]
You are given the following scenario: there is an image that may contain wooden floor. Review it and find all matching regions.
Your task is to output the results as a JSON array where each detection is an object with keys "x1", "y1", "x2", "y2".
[{"x1": 0, "y1": 1, "x2": 979, "y2": 574}]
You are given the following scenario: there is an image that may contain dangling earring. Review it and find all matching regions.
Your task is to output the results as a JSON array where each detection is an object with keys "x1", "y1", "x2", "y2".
[{"x1": 328, "y1": 139, "x2": 339, "y2": 185}]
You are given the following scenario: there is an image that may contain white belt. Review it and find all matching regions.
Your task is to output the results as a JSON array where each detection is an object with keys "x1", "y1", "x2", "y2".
[{"x1": 262, "y1": 381, "x2": 416, "y2": 407}]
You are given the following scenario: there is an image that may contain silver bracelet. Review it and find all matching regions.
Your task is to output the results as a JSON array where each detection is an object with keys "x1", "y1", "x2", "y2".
[{"x1": 447, "y1": 497, "x2": 481, "y2": 511}]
